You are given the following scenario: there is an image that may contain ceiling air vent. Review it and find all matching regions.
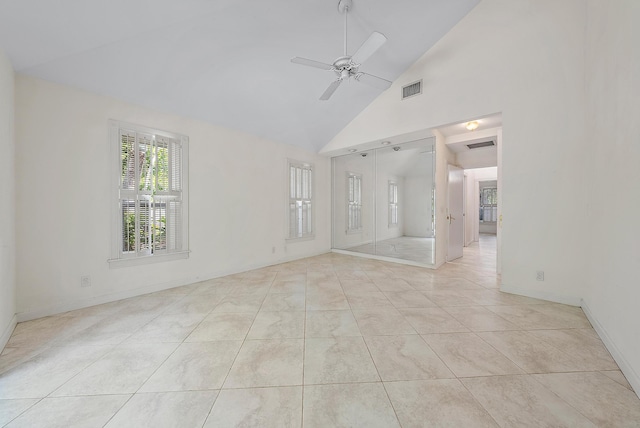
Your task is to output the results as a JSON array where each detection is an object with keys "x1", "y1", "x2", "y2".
[
  {"x1": 466, "y1": 141, "x2": 495, "y2": 150},
  {"x1": 401, "y1": 80, "x2": 422, "y2": 99}
]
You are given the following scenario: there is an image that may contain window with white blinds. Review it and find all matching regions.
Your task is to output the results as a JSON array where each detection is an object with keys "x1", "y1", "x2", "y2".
[
  {"x1": 288, "y1": 160, "x2": 314, "y2": 239},
  {"x1": 109, "y1": 120, "x2": 189, "y2": 267},
  {"x1": 347, "y1": 172, "x2": 362, "y2": 233},
  {"x1": 480, "y1": 187, "x2": 498, "y2": 223},
  {"x1": 389, "y1": 181, "x2": 398, "y2": 226}
]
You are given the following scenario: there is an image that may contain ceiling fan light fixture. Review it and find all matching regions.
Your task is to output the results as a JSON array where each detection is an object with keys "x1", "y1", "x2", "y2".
[
  {"x1": 465, "y1": 121, "x2": 479, "y2": 131},
  {"x1": 290, "y1": 0, "x2": 391, "y2": 100}
]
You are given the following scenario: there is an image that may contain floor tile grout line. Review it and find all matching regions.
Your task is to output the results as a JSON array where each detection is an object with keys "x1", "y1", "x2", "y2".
[
  {"x1": 360, "y1": 332, "x2": 403, "y2": 427},
  {"x1": 196, "y1": 273, "x2": 274, "y2": 427},
  {"x1": 100, "y1": 393, "x2": 136, "y2": 428},
  {"x1": 300, "y1": 266, "x2": 311, "y2": 428},
  {"x1": 456, "y1": 368, "x2": 504, "y2": 427},
  {"x1": 522, "y1": 372, "x2": 602, "y2": 426},
  {"x1": 37, "y1": 343, "x2": 118, "y2": 400},
  {"x1": 213, "y1": 280, "x2": 268, "y2": 392},
  {"x1": 0, "y1": 397, "x2": 45, "y2": 427}
]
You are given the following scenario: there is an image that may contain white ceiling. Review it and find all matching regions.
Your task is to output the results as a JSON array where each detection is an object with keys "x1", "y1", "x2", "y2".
[{"x1": 0, "y1": 0, "x2": 479, "y2": 152}]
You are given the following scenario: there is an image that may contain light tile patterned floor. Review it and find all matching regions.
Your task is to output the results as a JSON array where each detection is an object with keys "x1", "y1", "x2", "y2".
[{"x1": 1, "y1": 237, "x2": 639, "y2": 427}]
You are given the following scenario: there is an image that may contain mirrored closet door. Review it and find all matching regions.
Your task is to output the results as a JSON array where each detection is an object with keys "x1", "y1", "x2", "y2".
[{"x1": 332, "y1": 138, "x2": 436, "y2": 266}]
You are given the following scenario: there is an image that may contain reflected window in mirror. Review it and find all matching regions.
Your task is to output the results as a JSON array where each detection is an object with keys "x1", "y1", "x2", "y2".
[
  {"x1": 347, "y1": 172, "x2": 362, "y2": 233},
  {"x1": 389, "y1": 181, "x2": 398, "y2": 227}
]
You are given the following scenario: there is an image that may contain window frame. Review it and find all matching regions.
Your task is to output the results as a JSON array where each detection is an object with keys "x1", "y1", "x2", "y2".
[
  {"x1": 346, "y1": 172, "x2": 363, "y2": 234},
  {"x1": 479, "y1": 187, "x2": 498, "y2": 223},
  {"x1": 108, "y1": 120, "x2": 189, "y2": 268},
  {"x1": 287, "y1": 159, "x2": 315, "y2": 241}
]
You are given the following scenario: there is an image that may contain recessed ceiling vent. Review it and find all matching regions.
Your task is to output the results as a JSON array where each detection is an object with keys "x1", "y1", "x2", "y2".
[
  {"x1": 402, "y1": 80, "x2": 422, "y2": 99},
  {"x1": 466, "y1": 140, "x2": 495, "y2": 150}
]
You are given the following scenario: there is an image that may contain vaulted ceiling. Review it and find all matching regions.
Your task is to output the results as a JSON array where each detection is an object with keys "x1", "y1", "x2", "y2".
[{"x1": 0, "y1": 0, "x2": 479, "y2": 152}]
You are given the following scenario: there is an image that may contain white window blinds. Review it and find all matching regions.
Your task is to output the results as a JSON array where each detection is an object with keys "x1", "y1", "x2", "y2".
[
  {"x1": 110, "y1": 121, "x2": 188, "y2": 266},
  {"x1": 480, "y1": 187, "x2": 498, "y2": 222},
  {"x1": 389, "y1": 181, "x2": 398, "y2": 226},
  {"x1": 288, "y1": 161, "x2": 313, "y2": 239},
  {"x1": 347, "y1": 173, "x2": 362, "y2": 232}
]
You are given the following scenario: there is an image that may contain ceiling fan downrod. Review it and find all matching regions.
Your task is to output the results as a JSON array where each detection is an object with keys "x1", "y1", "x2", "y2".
[{"x1": 341, "y1": 0, "x2": 350, "y2": 56}]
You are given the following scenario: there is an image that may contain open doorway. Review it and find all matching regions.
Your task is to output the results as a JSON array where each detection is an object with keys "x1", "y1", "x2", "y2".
[{"x1": 436, "y1": 113, "x2": 502, "y2": 273}]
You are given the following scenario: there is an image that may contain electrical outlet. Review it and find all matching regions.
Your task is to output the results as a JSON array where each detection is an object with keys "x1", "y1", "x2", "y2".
[
  {"x1": 536, "y1": 271, "x2": 544, "y2": 281},
  {"x1": 80, "y1": 276, "x2": 91, "y2": 287}
]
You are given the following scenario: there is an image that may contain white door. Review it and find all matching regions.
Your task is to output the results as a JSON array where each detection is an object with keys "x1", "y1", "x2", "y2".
[{"x1": 447, "y1": 165, "x2": 464, "y2": 261}]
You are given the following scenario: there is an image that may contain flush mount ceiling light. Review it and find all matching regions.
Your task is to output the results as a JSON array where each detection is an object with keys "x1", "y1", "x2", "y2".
[
  {"x1": 381, "y1": 141, "x2": 391, "y2": 145},
  {"x1": 465, "y1": 121, "x2": 479, "y2": 131},
  {"x1": 348, "y1": 148, "x2": 357, "y2": 152}
]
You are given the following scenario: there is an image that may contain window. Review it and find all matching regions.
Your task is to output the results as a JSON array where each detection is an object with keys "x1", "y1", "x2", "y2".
[
  {"x1": 288, "y1": 160, "x2": 313, "y2": 239},
  {"x1": 389, "y1": 181, "x2": 398, "y2": 226},
  {"x1": 480, "y1": 187, "x2": 497, "y2": 222},
  {"x1": 109, "y1": 120, "x2": 189, "y2": 267},
  {"x1": 347, "y1": 172, "x2": 362, "y2": 233}
]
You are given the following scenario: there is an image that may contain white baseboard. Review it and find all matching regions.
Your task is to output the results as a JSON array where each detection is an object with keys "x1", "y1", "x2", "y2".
[
  {"x1": 1, "y1": 314, "x2": 17, "y2": 350},
  {"x1": 500, "y1": 283, "x2": 582, "y2": 306},
  {"x1": 17, "y1": 248, "x2": 331, "y2": 323},
  {"x1": 581, "y1": 299, "x2": 640, "y2": 397}
]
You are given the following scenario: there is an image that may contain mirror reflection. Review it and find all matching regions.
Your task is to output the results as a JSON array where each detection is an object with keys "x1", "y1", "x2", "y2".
[{"x1": 332, "y1": 138, "x2": 436, "y2": 265}]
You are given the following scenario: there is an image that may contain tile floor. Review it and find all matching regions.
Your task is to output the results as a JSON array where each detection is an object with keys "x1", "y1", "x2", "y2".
[
  {"x1": 346, "y1": 236, "x2": 435, "y2": 265},
  {"x1": 1, "y1": 237, "x2": 639, "y2": 427}
]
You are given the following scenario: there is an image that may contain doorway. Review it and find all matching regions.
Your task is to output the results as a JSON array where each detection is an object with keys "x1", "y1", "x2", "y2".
[{"x1": 434, "y1": 113, "x2": 502, "y2": 273}]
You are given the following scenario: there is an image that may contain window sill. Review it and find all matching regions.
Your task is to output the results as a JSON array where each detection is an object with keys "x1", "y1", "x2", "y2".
[{"x1": 108, "y1": 251, "x2": 190, "y2": 269}]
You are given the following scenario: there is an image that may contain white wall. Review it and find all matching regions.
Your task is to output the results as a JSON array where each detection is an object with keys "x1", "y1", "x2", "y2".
[
  {"x1": 322, "y1": 0, "x2": 588, "y2": 304},
  {"x1": 582, "y1": 0, "x2": 640, "y2": 394},
  {"x1": 14, "y1": 75, "x2": 331, "y2": 320},
  {"x1": 0, "y1": 49, "x2": 16, "y2": 348}
]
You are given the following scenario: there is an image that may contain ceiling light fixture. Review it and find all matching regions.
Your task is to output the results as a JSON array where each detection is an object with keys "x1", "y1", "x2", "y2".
[
  {"x1": 465, "y1": 121, "x2": 479, "y2": 131},
  {"x1": 348, "y1": 148, "x2": 357, "y2": 153},
  {"x1": 381, "y1": 141, "x2": 391, "y2": 145}
]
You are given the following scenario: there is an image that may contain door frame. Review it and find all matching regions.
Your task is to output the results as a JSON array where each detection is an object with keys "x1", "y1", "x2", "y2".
[{"x1": 446, "y1": 164, "x2": 464, "y2": 262}]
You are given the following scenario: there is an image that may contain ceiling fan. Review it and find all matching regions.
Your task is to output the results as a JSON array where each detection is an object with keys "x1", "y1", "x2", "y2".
[{"x1": 291, "y1": 0, "x2": 392, "y2": 100}]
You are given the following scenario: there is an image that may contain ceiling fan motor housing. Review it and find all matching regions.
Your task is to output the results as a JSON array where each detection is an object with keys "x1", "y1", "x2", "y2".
[
  {"x1": 333, "y1": 56, "x2": 359, "y2": 79},
  {"x1": 338, "y1": 0, "x2": 353, "y2": 14}
]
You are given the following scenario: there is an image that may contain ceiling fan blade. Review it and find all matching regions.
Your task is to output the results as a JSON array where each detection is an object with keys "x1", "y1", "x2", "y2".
[
  {"x1": 291, "y1": 57, "x2": 334, "y2": 71},
  {"x1": 320, "y1": 80, "x2": 342, "y2": 100},
  {"x1": 351, "y1": 31, "x2": 387, "y2": 65},
  {"x1": 356, "y1": 72, "x2": 392, "y2": 90}
]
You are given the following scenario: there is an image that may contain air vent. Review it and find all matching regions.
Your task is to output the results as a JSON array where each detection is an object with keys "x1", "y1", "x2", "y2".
[
  {"x1": 401, "y1": 80, "x2": 422, "y2": 99},
  {"x1": 466, "y1": 141, "x2": 495, "y2": 150}
]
